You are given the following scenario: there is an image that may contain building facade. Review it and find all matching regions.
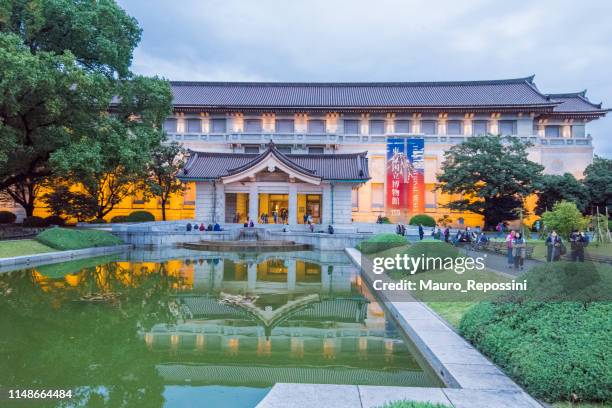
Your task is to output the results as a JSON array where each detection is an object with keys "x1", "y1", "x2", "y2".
[
  {"x1": 2, "y1": 76, "x2": 608, "y2": 225},
  {"x1": 169, "y1": 76, "x2": 608, "y2": 226}
]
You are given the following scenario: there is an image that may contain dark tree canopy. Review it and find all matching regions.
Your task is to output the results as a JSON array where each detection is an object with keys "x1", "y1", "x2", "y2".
[
  {"x1": 0, "y1": 0, "x2": 172, "y2": 217},
  {"x1": 583, "y1": 155, "x2": 612, "y2": 214},
  {"x1": 0, "y1": 0, "x2": 141, "y2": 77},
  {"x1": 535, "y1": 173, "x2": 589, "y2": 215},
  {"x1": 436, "y1": 135, "x2": 544, "y2": 228}
]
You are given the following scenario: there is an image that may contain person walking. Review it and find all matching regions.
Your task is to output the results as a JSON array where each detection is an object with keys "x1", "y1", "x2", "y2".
[
  {"x1": 506, "y1": 230, "x2": 516, "y2": 268},
  {"x1": 444, "y1": 227, "x2": 450, "y2": 243},
  {"x1": 512, "y1": 232, "x2": 527, "y2": 270},
  {"x1": 418, "y1": 224, "x2": 424, "y2": 240},
  {"x1": 496, "y1": 222, "x2": 503, "y2": 238},
  {"x1": 545, "y1": 230, "x2": 564, "y2": 262},
  {"x1": 570, "y1": 230, "x2": 588, "y2": 262}
]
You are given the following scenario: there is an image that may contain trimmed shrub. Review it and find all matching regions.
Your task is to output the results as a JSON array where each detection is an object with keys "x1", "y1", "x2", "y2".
[
  {"x1": 44, "y1": 215, "x2": 66, "y2": 226},
  {"x1": 408, "y1": 214, "x2": 436, "y2": 227},
  {"x1": 36, "y1": 228, "x2": 123, "y2": 250},
  {"x1": 90, "y1": 218, "x2": 107, "y2": 224},
  {"x1": 459, "y1": 262, "x2": 612, "y2": 403},
  {"x1": 356, "y1": 233, "x2": 407, "y2": 254},
  {"x1": 22, "y1": 216, "x2": 48, "y2": 228},
  {"x1": 110, "y1": 215, "x2": 129, "y2": 223},
  {"x1": 0, "y1": 211, "x2": 17, "y2": 224},
  {"x1": 126, "y1": 210, "x2": 155, "y2": 223}
]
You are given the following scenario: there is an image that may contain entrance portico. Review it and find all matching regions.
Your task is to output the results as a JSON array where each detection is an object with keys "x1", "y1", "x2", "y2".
[{"x1": 178, "y1": 143, "x2": 369, "y2": 226}]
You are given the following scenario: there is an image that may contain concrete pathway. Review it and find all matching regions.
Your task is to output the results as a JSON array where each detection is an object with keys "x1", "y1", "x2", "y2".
[{"x1": 461, "y1": 247, "x2": 541, "y2": 278}]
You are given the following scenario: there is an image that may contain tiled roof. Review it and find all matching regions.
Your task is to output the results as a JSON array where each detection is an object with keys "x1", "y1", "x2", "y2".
[
  {"x1": 179, "y1": 143, "x2": 369, "y2": 181},
  {"x1": 170, "y1": 76, "x2": 557, "y2": 109},
  {"x1": 546, "y1": 91, "x2": 605, "y2": 113}
]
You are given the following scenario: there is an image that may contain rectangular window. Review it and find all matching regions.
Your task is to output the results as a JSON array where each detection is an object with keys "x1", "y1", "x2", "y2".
[
  {"x1": 307, "y1": 119, "x2": 326, "y2": 133},
  {"x1": 473, "y1": 120, "x2": 488, "y2": 135},
  {"x1": 277, "y1": 145, "x2": 292, "y2": 154},
  {"x1": 369, "y1": 120, "x2": 385, "y2": 135},
  {"x1": 244, "y1": 119, "x2": 262, "y2": 132},
  {"x1": 352, "y1": 188, "x2": 359, "y2": 210},
  {"x1": 210, "y1": 118, "x2": 227, "y2": 133},
  {"x1": 371, "y1": 183, "x2": 384, "y2": 208},
  {"x1": 164, "y1": 118, "x2": 177, "y2": 133},
  {"x1": 183, "y1": 183, "x2": 196, "y2": 206},
  {"x1": 275, "y1": 119, "x2": 294, "y2": 133},
  {"x1": 545, "y1": 125, "x2": 561, "y2": 138},
  {"x1": 343, "y1": 120, "x2": 360, "y2": 134},
  {"x1": 308, "y1": 146, "x2": 324, "y2": 154},
  {"x1": 244, "y1": 145, "x2": 260, "y2": 154},
  {"x1": 421, "y1": 120, "x2": 438, "y2": 135},
  {"x1": 394, "y1": 120, "x2": 411, "y2": 133},
  {"x1": 499, "y1": 120, "x2": 517, "y2": 135},
  {"x1": 186, "y1": 118, "x2": 201, "y2": 133},
  {"x1": 446, "y1": 120, "x2": 463, "y2": 135},
  {"x1": 572, "y1": 125, "x2": 586, "y2": 138}
]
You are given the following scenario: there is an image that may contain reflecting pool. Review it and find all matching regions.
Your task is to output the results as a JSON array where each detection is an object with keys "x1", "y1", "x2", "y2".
[{"x1": 0, "y1": 249, "x2": 440, "y2": 407}]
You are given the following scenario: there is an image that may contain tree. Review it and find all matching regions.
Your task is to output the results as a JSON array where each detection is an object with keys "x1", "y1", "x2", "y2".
[
  {"x1": 583, "y1": 156, "x2": 612, "y2": 214},
  {"x1": 541, "y1": 201, "x2": 589, "y2": 239},
  {"x1": 0, "y1": 1, "x2": 171, "y2": 217},
  {"x1": 144, "y1": 140, "x2": 186, "y2": 221},
  {"x1": 535, "y1": 173, "x2": 589, "y2": 215},
  {"x1": 436, "y1": 135, "x2": 544, "y2": 228}
]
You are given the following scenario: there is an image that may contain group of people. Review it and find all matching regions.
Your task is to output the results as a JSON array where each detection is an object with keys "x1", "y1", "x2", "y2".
[
  {"x1": 259, "y1": 209, "x2": 289, "y2": 224},
  {"x1": 504, "y1": 230, "x2": 528, "y2": 270},
  {"x1": 186, "y1": 222, "x2": 222, "y2": 232}
]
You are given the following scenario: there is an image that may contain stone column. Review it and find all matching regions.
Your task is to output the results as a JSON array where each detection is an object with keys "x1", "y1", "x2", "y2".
[
  {"x1": 247, "y1": 263, "x2": 257, "y2": 290},
  {"x1": 321, "y1": 184, "x2": 332, "y2": 225},
  {"x1": 249, "y1": 183, "x2": 259, "y2": 224},
  {"x1": 286, "y1": 259, "x2": 296, "y2": 291},
  {"x1": 288, "y1": 184, "x2": 298, "y2": 225},
  {"x1": 195, "y1": 181, "x2": 214, "y2": 223},
  {"x1": 214, "y1": 182, "x2": 225, "y2": 224}
]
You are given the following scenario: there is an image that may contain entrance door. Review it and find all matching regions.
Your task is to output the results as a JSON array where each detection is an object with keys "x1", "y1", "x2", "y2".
[{"x1": 258, "y1": 193, "x2": 289, "y2": 224}]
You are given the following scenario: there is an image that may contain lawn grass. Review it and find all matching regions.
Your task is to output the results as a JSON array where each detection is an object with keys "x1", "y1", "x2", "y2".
[
  {"x1": 35, "y1": 228, "x2": 123, "y2": 251},
  {"x1": 0, "y1": 239, "x2": 56, "y2": 258}
]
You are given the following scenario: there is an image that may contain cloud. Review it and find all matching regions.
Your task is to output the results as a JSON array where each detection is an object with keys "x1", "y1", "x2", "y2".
[{"x1": 118, "y1": 0, "x2": 612, "y2": 156}]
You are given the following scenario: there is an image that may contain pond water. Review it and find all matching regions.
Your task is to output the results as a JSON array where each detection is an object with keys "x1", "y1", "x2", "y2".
[{"x1": 0, "y1": 249, "x2": 440, "y2": 407}]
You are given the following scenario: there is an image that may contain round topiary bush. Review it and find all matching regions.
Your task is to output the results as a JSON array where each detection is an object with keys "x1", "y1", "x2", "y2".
[
  {"x1": 110, "y1": 215, "x2": 129, "y2": 223},
  {"x1": 22, "y1": 216, "x2": 48, "y2": 228},
  {"x1": 356, "y1": 233, "x2": 408, "y2": 254},
  {"x1": 0, "y1": 211, "x2": 17, "y2": 224},
  {"x1": 44, "y1": 215, "x2": 66, "y2": 226},
  {"x1": 90, "y1": 218, "x2": 107, "y2": 224},
  {"x1": 126, "y1": 211, "x2": 155, "y2": 223},
  {"x1": 408, "y1": 214, "x2": 436, "y2": 227}
]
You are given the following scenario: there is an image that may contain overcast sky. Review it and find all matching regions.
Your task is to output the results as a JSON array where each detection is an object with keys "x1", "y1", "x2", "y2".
[{"x1": 118, "y1": 0, "x2": 611, "y2": 157}]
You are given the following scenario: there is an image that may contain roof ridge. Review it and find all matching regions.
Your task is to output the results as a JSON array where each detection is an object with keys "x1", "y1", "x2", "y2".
[{"x1": 170, "y1": 76, "x2": 536, "y2": 88}]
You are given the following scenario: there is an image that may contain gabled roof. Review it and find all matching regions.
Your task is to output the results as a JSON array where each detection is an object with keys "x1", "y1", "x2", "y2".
[
  {"x1": 179, "y1": 143, "x2": 369, "y2": 182},
  {"x1": 545, "y1": 91, "x2": 609, "y2": 116},
  {"x1": 170, "y1": 76, "x2": 558, "y2": 110}
]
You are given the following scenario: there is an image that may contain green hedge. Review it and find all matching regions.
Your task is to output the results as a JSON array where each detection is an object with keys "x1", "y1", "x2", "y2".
[
  {"x1": 356, "y1": 233, "x2": 407, "y2": 254},
  {"x1": 110, "y1": 215, "x2": 129, "y2": 223},
  {"x1": 0, "y1": 211, "x2": 17, "y2": 224},
  {"x1": 126, "y1": 210, "x2": 155, "y2": 222},
  {"x1": 44, "y1": 215, "x2": 65, "y2": 226},
  {"x1": 409, "y1": 214, "x2": 436, "y2": 227},
  {"x1": 36, "y1": 228, "x2": 123, "y2": 250},
  {"x1": 459, "y1": 262, "x2": 612, "y2": 403},
  {"x1": 22, "y1": 216, "x2": 47, "y2": 228}
]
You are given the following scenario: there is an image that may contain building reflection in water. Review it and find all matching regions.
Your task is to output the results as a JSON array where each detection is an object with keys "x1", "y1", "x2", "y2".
[{"x1": 17, "y1": 251, "x2": 437, "y2": 387}]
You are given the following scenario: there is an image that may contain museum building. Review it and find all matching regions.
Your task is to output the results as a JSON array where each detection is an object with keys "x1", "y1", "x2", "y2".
[
  {"x1": 170, "y1": 76, "x2": 608, "y2": 226},
  {"x1": 2, "y1": 76, "x2": 608, "y2": 225}
]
